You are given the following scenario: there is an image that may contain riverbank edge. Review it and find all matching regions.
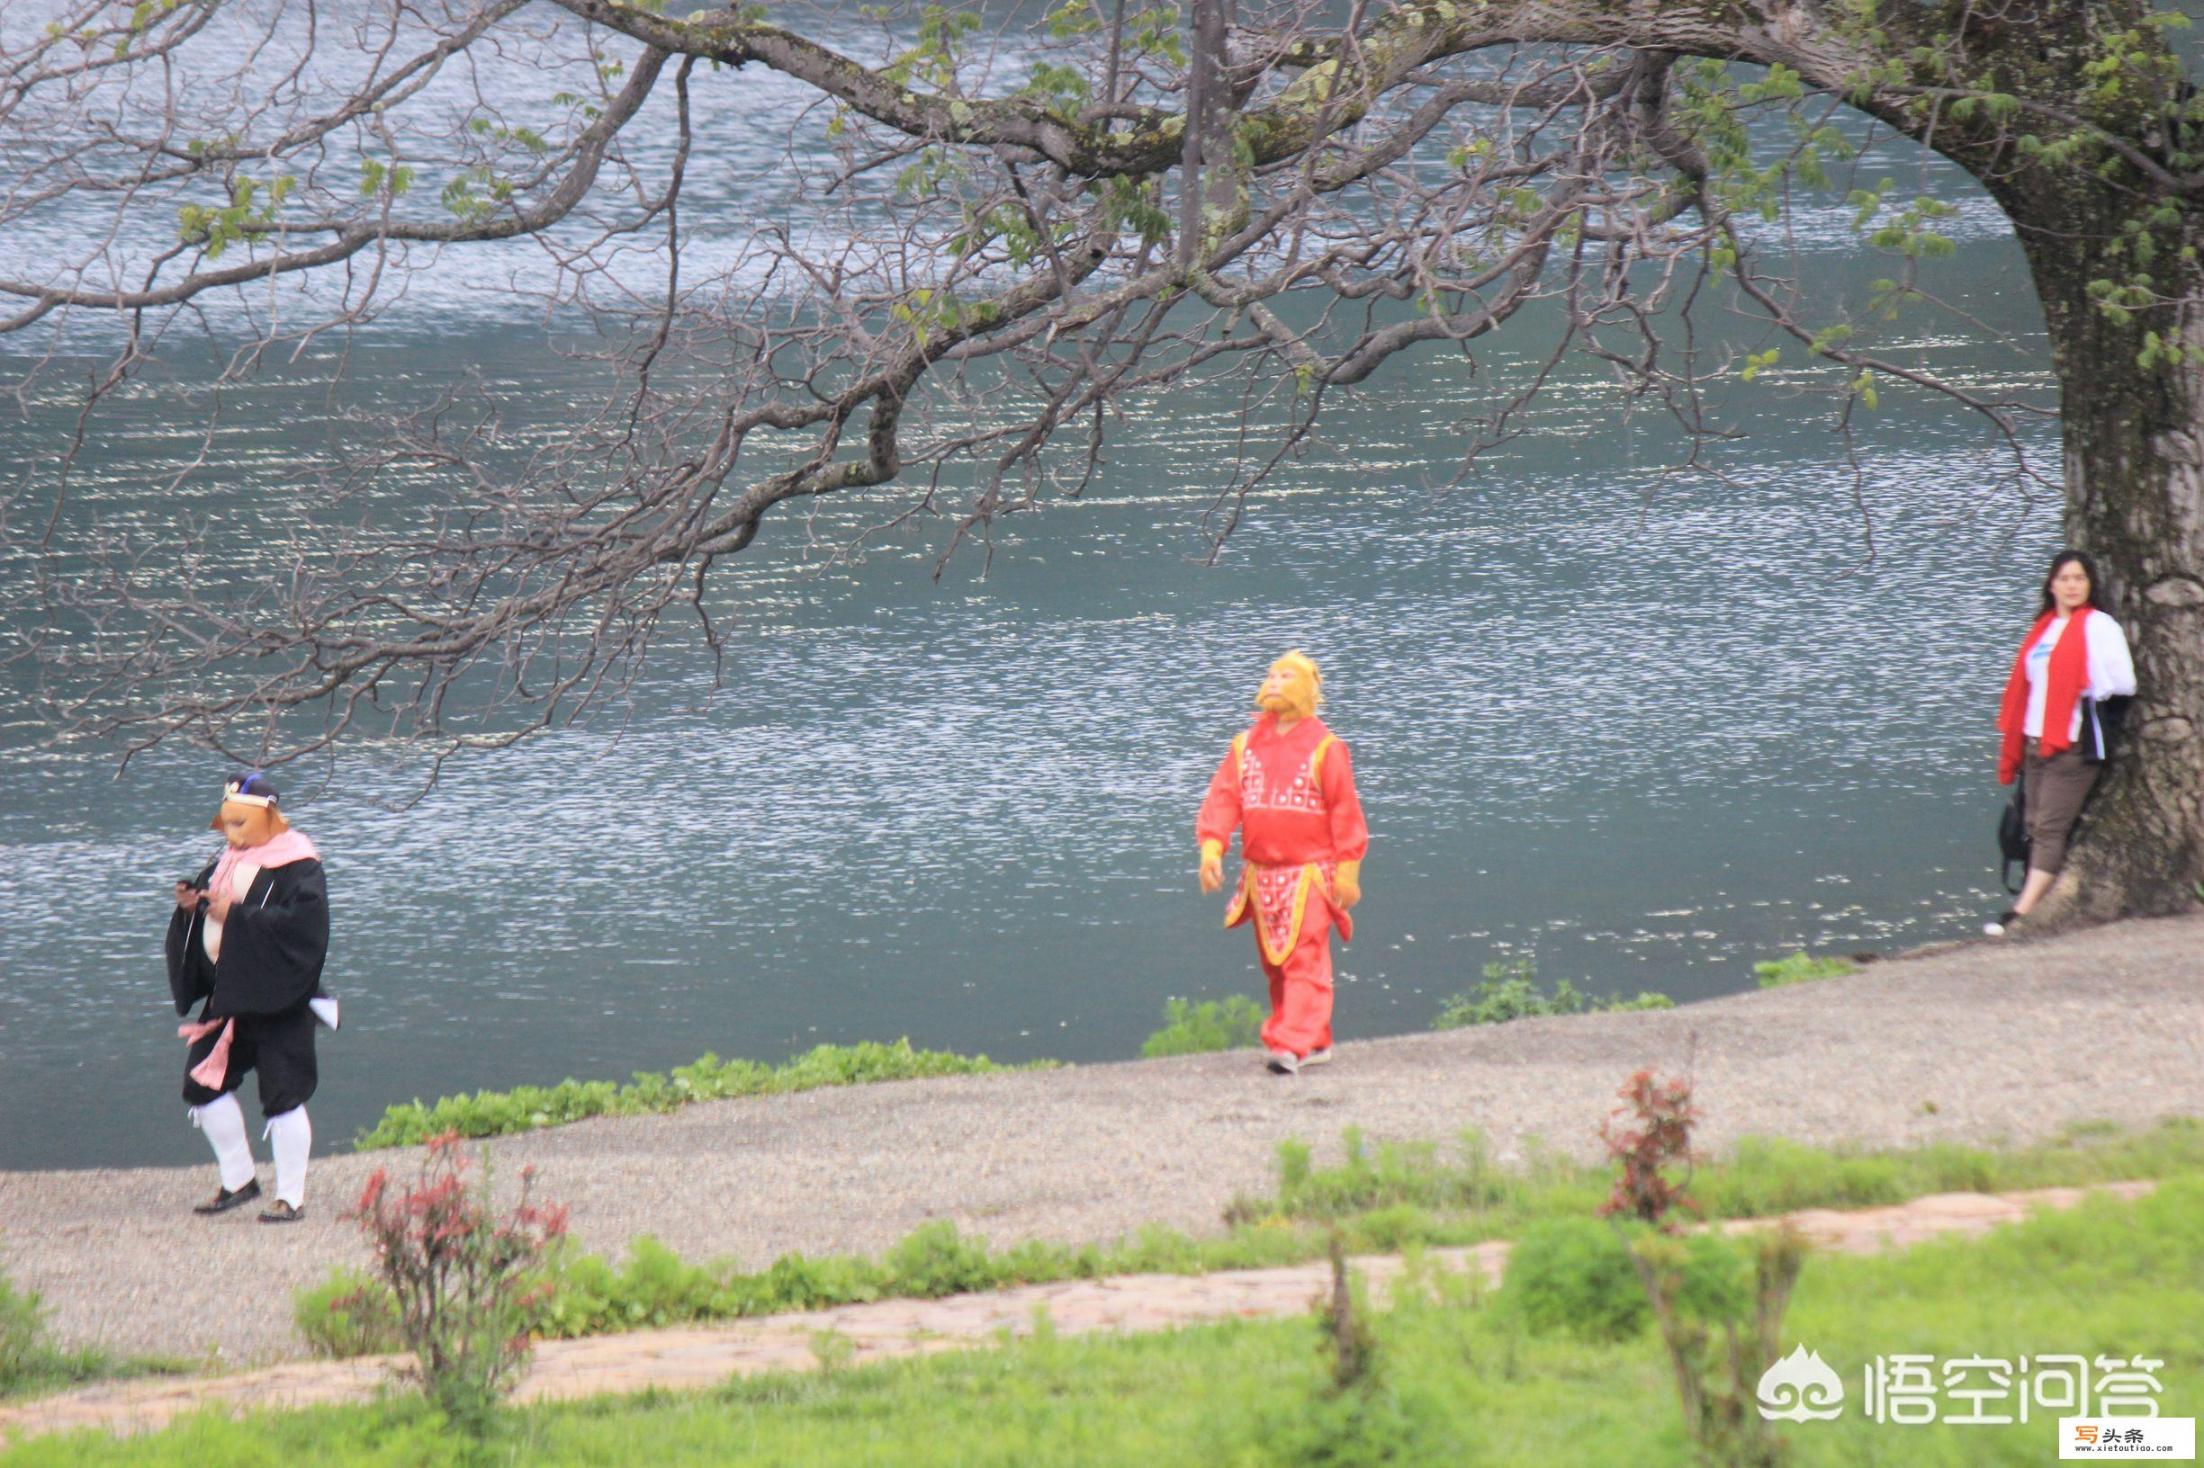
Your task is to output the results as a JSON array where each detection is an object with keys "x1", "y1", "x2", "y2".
[{"x1": 2, "y1": 910, "x2": 2199, "y2": 1368}]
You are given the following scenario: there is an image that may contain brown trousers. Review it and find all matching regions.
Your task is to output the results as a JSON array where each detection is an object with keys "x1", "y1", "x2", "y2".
[{"x1": 2022, "y1": 744, "x2": 2100, "y2": 876}]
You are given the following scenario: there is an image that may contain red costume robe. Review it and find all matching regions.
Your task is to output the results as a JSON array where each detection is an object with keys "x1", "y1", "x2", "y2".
[{"x1": 1196, "y1": 713, "x2": 1370, "y2": 1058}]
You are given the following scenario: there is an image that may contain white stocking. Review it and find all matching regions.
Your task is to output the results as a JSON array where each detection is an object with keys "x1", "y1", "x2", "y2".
[
  {"x1": 265, "y1": 1106, "x2": 311, "y2": 1208},
  {"x1": 189, "y1": 1092, "x2": 256, "y2": 1192}
]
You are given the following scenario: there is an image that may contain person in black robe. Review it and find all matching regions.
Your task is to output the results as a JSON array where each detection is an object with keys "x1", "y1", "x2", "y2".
[{"x1": 166, "y1": 772, "x2": 335, "y2": 1223}]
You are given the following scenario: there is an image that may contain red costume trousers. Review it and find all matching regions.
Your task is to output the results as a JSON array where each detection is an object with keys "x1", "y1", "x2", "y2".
[{"x1": 1257, "y1": 900, "x2": 1334, "y2": 1057}]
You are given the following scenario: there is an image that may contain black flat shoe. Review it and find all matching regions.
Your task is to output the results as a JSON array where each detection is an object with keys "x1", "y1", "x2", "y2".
[
  {"x1": 193, "y1": 1179, "x2": 261, "y2": 1215},
  {"x1": 1983, "y1": 909, "x2": 2022, "y2": 937},
  {"x1": 258, "y1": 1200, "x2": 306, "y2": 1224}
]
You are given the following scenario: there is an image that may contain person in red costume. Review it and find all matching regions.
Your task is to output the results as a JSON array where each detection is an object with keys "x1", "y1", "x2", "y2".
[{"x1": 1196, "y1": 651, "x2": 1369, "y2": 1075}]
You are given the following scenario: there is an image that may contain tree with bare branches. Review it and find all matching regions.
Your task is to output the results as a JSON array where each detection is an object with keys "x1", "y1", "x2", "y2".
[{"x1": 2, "y1": 0, "x2": 2198, "y2": 923}]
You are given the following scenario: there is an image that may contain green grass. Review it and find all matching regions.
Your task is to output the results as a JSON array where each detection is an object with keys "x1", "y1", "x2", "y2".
[
  {"x1": 355, "y1": 1039, "x2": 1041, "y2": 1149},
  {"x1": 299, "y1": 1117, "x2": 2204, "y2": 1358},
  {"x1": 1, "y1": 1270, "x2": 194, "y2": 1405},
  {"x1": 1231, "y1": 1115, "x2": 2204, "y2": 1237},
  {"x1": 24, "y1": 1177, "x2": 2204, "y2": 1466},
  {"x1": 1432, "y1": 959, "x2": 1673, "y2": 1029},
  {"x1": 1753, "y1": 951, "x2": 1859, "y2": 988},
  {"x1": 1139, "y1": 996, "x2": 1266, "y2": 1057},
  {"x1": 0, "y1": 1343, "x2": 172, "y2": 1408}
]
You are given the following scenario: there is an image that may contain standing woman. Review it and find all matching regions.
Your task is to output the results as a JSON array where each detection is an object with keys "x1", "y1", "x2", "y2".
[
  {"x1": 1988, "y1": 550, "x2": 2137, "y2": 934},
  {"x1": 166, "y1": 773, "x2": 335, "y2": 1222}
]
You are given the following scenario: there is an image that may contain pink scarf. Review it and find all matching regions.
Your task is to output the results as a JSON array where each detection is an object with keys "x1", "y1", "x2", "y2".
[
  {"x1": 181, "y1": 829, "x2": 321, "y2": 1088},
  {"x1": 205, "y1": 828, "x2": 320, "y2": 903}
]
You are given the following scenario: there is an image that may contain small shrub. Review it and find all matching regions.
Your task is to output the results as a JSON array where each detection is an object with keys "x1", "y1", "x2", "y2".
[
  {"x1": 1261, "y1": 1238, "x2": 1432, "y2": 1466},
  {"x1": 532, "y1": 1247, "x2": 621, "y2": 1338},
  {"x1": 1275, "y1": 1130, "x2": 1443, "y2": 1218},
  {"x1": 1233, "y1": 1128, "x2": 1532, "y2": 1231},
  {"x1": 1433, "y1": 960, "x2": 1672, "y2": 1029},
  {"x1": 0, "y1": 1270, "x2": 45, "y2": 1392},
  {"x1": 608, "y1": 1236, "x2": 720, "y2": 1329},
  {"x1": 1140, "y1": 995, "x2": 1266, "y2": 1057},
  {"x1": 1599, "y1": 1069, "x2": 1700, "y2": 1228},
  {"x1": 883, "y1": 1221, "x2": 998, "y2": 1298},
  {"x1": 295, "y1": 1267, "x2": 403, "y2": 1359},
  {"x1": 0, "y1": 1267, "x2": 128, "y2": 1399},
  {"x1": 748, "y1": 1251, "x2": 888, "y2": 1314},
  {"x1": 1354, "y1": 1204, "x2": 1437, "y2": 1254},
  {"x1": 1107, "y1": 1223, "x2": 1205, "y2": 1276},
  {"x1": 808, "y1": 1328, "x2": 855, "y2": 1374},
  {"x1": 1630, "y1": 1226, "x2": 1807, "y2": 1468},
  {"x1": 1503, "y1": 1217, "x2": 1648, "y2": 1341},
  {"x1": 1602, "y1": 1066, "x2": 1806, "y2": 1466},
  {"x1": 1752, "y1": 951, "x2": 1856, "y2": 988},
  {"x1": 1319, "y1": 1235, "x2": 1377, "y2": 1391},
  {"x1": 349, "y1": 1133, "x2": 569, "y2": 1431}
]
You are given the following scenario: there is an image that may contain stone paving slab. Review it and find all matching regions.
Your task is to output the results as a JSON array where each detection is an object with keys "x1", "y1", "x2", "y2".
[{"x1": 0, "y1": 1179, "x2": 2156, "y2": 1446}]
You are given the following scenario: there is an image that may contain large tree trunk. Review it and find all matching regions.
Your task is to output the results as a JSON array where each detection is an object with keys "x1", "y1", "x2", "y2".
[{"x1": 2012, "y1": 194, "x2": 2204, "y2": 923}]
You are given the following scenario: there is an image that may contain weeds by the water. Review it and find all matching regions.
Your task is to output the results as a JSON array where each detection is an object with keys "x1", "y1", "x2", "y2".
[
  {"x1": 1752, "y1": 952, "x2": 1857, "y2": 988},
  {"x1": 356, "y1": 1039, "x2": 1037, "y2": 1149},
  {"x1": 1140, "y1": 996, "x2": 1266, "y2": 1058},
  {"x1": 1432, "y1": 959, "x2": 1673, "y2": 1029}
]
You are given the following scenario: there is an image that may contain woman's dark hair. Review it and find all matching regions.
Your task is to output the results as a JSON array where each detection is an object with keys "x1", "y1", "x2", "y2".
[{"x1": 2040, "y1": 549, "x2": 2103, "y2": 614}]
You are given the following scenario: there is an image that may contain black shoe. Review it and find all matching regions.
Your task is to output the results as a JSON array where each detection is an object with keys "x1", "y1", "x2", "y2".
[
  {"x1": 193, "y1": 1178, "x2": 261, "y2": 1215},
  {"x1": 258, "y1": 1199, "x2": 306, "y2": 1225},
  {"x1": 1983, "y1": 909, "x2": 2021, "y2": 937}
]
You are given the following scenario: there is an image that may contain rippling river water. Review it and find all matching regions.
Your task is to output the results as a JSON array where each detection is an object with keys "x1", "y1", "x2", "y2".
[{"x1": 0, "y1": 30, "x2": 2071, "y2": 1168}]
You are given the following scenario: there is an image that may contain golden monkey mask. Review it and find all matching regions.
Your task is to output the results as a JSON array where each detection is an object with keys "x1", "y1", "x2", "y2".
[
  {"x1": 1256, "y1": 650, "x2": 1323, "y2": 722},
  {"x1": 210, "y1": 773, "x2": 290, "y2": 847}
]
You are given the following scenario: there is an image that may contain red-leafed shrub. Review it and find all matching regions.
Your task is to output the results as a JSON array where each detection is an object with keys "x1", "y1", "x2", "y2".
[
  {"x1": 1598, "y1": 1068, "x2": 1701, "y2": 1230},
  {"x1": 1598, "y1": 1069, "x2": 1804, "y2": 1467},
  {"x1": 347, "y1": 1131, "x2": 568, "y2": 1429}
]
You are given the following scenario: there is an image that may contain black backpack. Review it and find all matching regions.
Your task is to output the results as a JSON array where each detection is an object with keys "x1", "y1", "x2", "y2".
[{"x1": 1998, "y1": 779, "x2": 2029, "y2": 895}]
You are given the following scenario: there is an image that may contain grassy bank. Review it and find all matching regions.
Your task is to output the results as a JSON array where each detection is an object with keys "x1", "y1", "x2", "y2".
[
  {"x1": 21, "y1": 1176, "x2": 2203, "y2": 1466},
  {"x1": 300, "y1": 1117, "x2": 2204, "y2": 1353}
]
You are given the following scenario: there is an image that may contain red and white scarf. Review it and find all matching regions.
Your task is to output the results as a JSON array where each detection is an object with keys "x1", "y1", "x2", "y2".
[{"x1": 1996, "y1": 608, "x2": 2092, "y2": 786}]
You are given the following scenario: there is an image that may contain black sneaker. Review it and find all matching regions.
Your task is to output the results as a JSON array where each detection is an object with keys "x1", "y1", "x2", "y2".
[
  {"x1": 193, "y1": 1179, "x2": 261, "y2": 1216},
  {"x1": 1983, "y1": 909, "x2": 2021, "y2": 937}
]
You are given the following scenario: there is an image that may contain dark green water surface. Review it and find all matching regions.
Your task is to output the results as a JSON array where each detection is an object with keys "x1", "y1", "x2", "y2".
[{"x1": 0, "y1": 139, "x2": 2070, "y2": 1171}]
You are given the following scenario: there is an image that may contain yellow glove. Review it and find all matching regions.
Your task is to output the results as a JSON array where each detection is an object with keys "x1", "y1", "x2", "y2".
[
  {"x1": 1333, "y1": 859, "x2": 1362, "y2": 910},
  {"x1": 1198, "y1": 839, "x2": 1225, "y2": 893}
]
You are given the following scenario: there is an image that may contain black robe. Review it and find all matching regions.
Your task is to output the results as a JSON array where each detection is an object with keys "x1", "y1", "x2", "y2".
[{"x1": 166, "y1": 854, "x2": 330, "y2": 1019}]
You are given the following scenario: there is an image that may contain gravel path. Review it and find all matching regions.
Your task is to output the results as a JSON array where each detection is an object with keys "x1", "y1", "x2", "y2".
[{"x1": 3, "y1": 915, "x2": 2199, "y2": 1368}]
